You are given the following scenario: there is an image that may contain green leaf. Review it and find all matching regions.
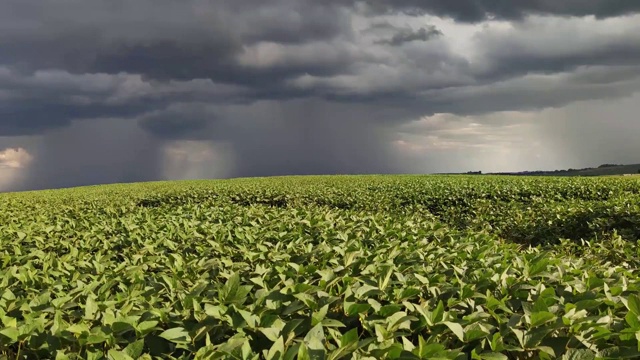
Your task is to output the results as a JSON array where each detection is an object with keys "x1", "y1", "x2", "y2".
[
  {"x1": 627, "y1": 295, "x2": 640, "y2": 316},
  {"x1": 379, "y1": 304, "x2": 403, "y2": 317},
  {"x1": 86, "y1": 331, "x2": 109, "y2": 345},
  {"x1": 575, "y1": 299, "x2": 601, "y2": 311},
  {"x1": 340, "y1": 328, "x2": 359, "y2": 347},
  {"x1": 327, "y1": 329, "x2": 365, "y2": 360},
  {"x1": 354, "y1": 284, "x2": 382, "y2": 299},
  {"x1": 312, "y1": 304, "x2": 328, "y2": 325},
  {"x1": 124, "y1": 339, "x2": 145, "y2": 359},
  {"x1": 414, "y1": 274, "x2": 430, "y2": 285},
  {"x1": 136, "y1": 320, "x2": 160, "y2": 335},
  {"x1": 527, "y1": 255, "x2": 549, "y2": 277},
  {"x1": 428, "y1": 301, "x2": 445, "y2": 325},
  {"x1": 87, "y1": 350, "x2": 106, "y2": 360},
  {"x1": 345, "y1": 303, "x2": 371, "y2": 317},
  {"x1": 525, "y1": 327, "x2": 555, "y2": 348},
  {"x1": 281, "y1": 319, "x2": 307, "y2": 342},
  {"x1": 111, "y1": 321, "x2": 135, "y2": 334},
  {"x1": 0, "y1": 327, "x2": 19, "y2": 343},
  {"x1": 626, "y1": 313, "x2": 640, "y2": 329},
  {"x1": 284, "y1": 344, "x2": 302, "y2": 360},
  {"x1": 298, "y1": 342, "x2": 311, "y2": 360},
  {"x1": 108, "y1": 349, "x2": 134, "y2": 360},
  {"x1": 563, "y1": 349, "x2": 595, "y2": 360},
  {"x1": 66, "y1": 323, "x2": 91, "y2": 335},
  {"x1": 266, "y1": 336, "x2": 286, "y2": 360},
  {"x1": 159, "y1": 327, "x2": 191, "y2": 344},
  {"x1": 464, "y1": 323, "x2": 490, "y2": 342},
  {"x1": 512, "y1": 328, "x2": 525, "y2": 348},
  {"x1": 84, "y1": 295, "x2": 99, "y2": 320},
  {"x1": 415, "y1": 337, "x2": 445, "y2": 358},
  {"x1": 530, "y1": 312, "x2": 556, "y2": 328},
  {"x1": 321, "y1": 319, "x2": 345, "y2": 328},
  {"x1": 194, "y1": 345, "x2": 216, "y2": 360},
  {"x1": 597, "y1": 346, "x2": 640, "y2": 359},
  {"x1": 55, "y1": 351, "x2": 71, "y2": 360},
  {"x1": 480, "y1": 353, "x2": 508, "y2": 360},
  {"x1": 536, "y1": 346, "x2": 556, "y2": 358},
  {"x1": 221, "y1": 272, "x2": 250, "y2": 304},
  {"x1": 260, "y1": 327, "x2": 282, "y2": 342},
  {"x1": 304, "y1": 323, "x2": 326, "y2": 360},
  {"x1": 444, "y1": 321, "x2": 464, "y2": 342},
  {"x1": 1, "y1": 316, "x2": 17, "y2": 328}
]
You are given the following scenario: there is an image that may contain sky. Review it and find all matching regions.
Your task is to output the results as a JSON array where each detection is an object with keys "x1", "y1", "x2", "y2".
[{"x1": 2, "y1": 0, "x2": 640, "y2": 191}]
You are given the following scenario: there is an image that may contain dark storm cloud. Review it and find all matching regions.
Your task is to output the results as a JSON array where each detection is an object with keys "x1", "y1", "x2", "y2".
[
  {"x1": 210, "y1": 99, "x2": 407, "y2": 177},
  {"x1": 0, "y1": 0, "x2": 353, "y2": 80},
  {"x1": 236, "y1": 1, "x2": 352, "y2": 45},
  {"x1": 126, "y1": 99, "x2": 412, "y2": 178},
  {"x1": 374, "y1": 26, "x2": 443, "y2": 46},
  {"x1": 472, "y1": 18, "x2": 640, "y2": 82},
  {"x1": 0, "y1": 68, "x2": 252, "y2": 136},
  {"x1": 1, "y1": 0, "x2": 637, "y2": 125},
  {"x1": 362, "y1": 21, "x2": 399, "y2": 32},
  {"x1": 138, "y1": 104, "x2": 215, "y2": 140},
  {"x1": 11, "y1": 119, "x2": 165, "y2": 192},
  {"x1": 415, "y1": 66, "x2": 640, "y2": 116},
  {"x1": 1, "y1": 0, "x2": 640, "y2": 191},
  {"x1": 0, "y1": 103, "x2": 130, "y2": 136},
  {"x1": 347, "y1": 0, "x2": 640, "y2": 22}
]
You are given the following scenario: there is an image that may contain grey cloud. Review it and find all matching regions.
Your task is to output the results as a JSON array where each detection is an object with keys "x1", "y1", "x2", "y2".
[
  {"x1": 127, "y1": 99, "x2": 409, "y2": 177},
  {"x1": 137, "y1": 104, "x2": 216, "y2": 140},
  {"x1": 362, "y1": 21, "x2": 399, "y2": 32},
  {"x1": 416, "y1": 66, "x2": 640, "y2": 116},
  {"x1": 218, "y1": 99, "x2": 406, "y2": 177},
  {"x1": 0, "y1": 101, "x2": 147, "y2": 136},
  {"x1": 1, "y1": 0, "x2": 640, "y2": 191},
  {"x1": 238, "y1": 1, "x2": 352, "y2": 45},
  {"x1": 395, "y1": 93, "x2": 640, "y2": 174},
  {"x1": 472, "y1": 17, "x2": 640, "y2": 82},
  {"x1": 12, "y1": 119, "x2": 165, "y2": 191},
  {"x1": 302, "y1": 64, "x2": 640, "y2": 122},
  {"x1": 3, "y1": 0, "x2": 635, "y2": 127},
  {"x1": 283, "y1": 15, "x2": 640, "y2": 114},
  {"x1": 0, "y1": 68, "x2": 250, "y2": 136},
  {"x1": 0, "y1": 0, "x2": 354, "y2": 83},
  {"x1": 347, "y1": 0, "x2": 640, "y2": 22},
  {"x1": 535, "y1": 93, "x2": 640, "y2": 168},
  {"x1": 374, "y1": 26, "x2": 442, "y2": 46}
]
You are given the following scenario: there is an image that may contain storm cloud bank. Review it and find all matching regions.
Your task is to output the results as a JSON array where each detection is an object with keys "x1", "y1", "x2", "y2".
[{"x1": 1, "y1": 0, "x2": 640, "y2": 191}]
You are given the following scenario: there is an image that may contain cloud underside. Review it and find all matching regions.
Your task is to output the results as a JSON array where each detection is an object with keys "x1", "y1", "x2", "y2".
[
  {"x1": 1, "y1": 0, "x2": 640, "y2": 190},
  {"x1": 348, "y1": 0, "x2": 640, "y2": 21}
]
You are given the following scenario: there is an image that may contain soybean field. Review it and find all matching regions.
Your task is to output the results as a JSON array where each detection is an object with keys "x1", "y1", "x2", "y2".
[{"x1": 1, "y1": 175, "x2": 640, "y2": 359}]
